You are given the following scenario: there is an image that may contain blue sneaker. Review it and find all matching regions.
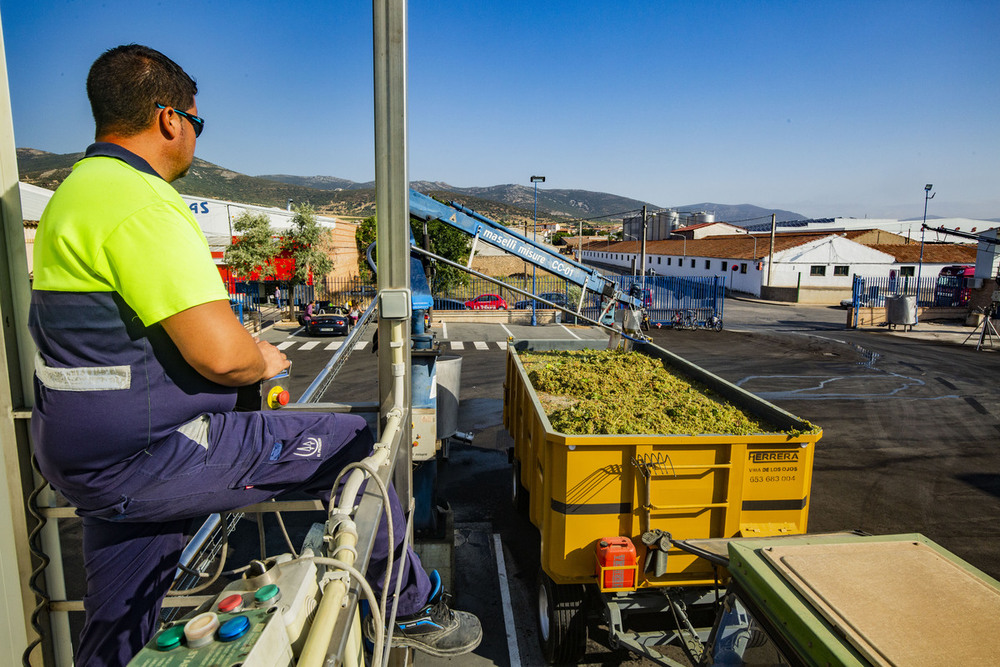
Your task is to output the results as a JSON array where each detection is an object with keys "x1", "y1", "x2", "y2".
[{"x1": 372, "y1": 571, "x2": 482, "y2": 657}]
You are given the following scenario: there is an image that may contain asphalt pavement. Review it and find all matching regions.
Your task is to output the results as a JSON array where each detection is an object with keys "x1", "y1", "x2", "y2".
[{"x1": 256, "y1": 300, "x2": 999, "y2": 666}]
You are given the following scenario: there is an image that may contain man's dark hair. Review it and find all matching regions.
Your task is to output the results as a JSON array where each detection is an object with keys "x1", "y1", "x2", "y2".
[{"x1": 87, "y1": 44, "x2": 198, "y2": 138}]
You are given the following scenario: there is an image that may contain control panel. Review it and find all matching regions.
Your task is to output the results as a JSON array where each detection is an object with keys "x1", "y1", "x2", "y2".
[
  {"x1": 128, "y1": 554, "x2": 319, "y2": 665},
  {"x1": 235, "y1": 363, "x2": 293, "y2": 412},
  {"x1": 261, "y1": 365, "x2": 292, "y2": 410},
  {"x1": 128, "y1": 608, "x2": 292, "y2": 666}
]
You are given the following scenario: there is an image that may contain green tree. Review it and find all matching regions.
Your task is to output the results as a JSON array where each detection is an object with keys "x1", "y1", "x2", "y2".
[
  {"x1": 282, "y1": 203, "x2": 334, "y2": 319},
  {"x1": 354, "y1": 213, "x2": 471, "y2": 294},
  {"x1": 418, "y1": 218, "x2": 469, "y2": 294},
  {"x1": 356, "y1": 215, "x2": 376, "y2": 282},
  {"x1": 223, "y1": 211, "x2": 279, "y2": 279}
]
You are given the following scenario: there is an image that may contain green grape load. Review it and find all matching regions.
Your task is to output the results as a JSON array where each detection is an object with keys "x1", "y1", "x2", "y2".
[{"x1": 521, "y1": 349, "x2": 812, "y2": 436}]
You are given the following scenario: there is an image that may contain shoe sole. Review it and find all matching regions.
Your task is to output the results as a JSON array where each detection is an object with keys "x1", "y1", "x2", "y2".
[{"x1": 390, "y1": 630, "x2": 483, "y2": 657}]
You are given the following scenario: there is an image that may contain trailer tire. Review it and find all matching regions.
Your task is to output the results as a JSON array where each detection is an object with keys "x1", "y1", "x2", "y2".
[
  {"x1": 511, "y1": 459, "x2": 529, "y2": 515},
  {"x1": 537, "y1": 570, "x2": 587, "y2": 664}
]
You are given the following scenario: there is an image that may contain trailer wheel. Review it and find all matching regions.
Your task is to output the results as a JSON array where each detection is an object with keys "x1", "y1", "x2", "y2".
[
  {"x1": 511, "y1": 459, "x2": 529, "y2": 515},
  {"x1": 537, "y1": 570, "x2": 587, "y2": 664}
]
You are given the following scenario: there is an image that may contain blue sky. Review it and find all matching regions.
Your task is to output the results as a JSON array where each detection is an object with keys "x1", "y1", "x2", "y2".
[{"x1": 2, "y1": 1, "x2": 997, "y2": 220}]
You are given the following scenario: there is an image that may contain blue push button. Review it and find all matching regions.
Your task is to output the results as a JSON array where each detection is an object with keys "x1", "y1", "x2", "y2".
[{"x1": 218, "y1": 615, "x2": 251, "y2": 642}]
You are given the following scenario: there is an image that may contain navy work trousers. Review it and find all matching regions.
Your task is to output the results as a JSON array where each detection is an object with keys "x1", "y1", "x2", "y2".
[{"x1": 69, "y1": 410, "x2": 430, "y2": 667}]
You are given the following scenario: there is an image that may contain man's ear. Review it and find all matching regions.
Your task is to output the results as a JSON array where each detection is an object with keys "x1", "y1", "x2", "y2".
[{"x1": 157, "y1": 106, "x2": 181, "y2": 140}]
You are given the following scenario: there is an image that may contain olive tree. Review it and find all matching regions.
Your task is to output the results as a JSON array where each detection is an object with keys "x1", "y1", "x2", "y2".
[
  {"x1": 224, "y1": 211, "x2": 279, "y2": 280},
  {"x1": 282, "y1": 203, "x2": 334, "y2": 320}
]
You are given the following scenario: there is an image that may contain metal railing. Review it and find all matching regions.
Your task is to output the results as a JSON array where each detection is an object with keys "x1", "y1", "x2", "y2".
[{"x1": 850, "y1": 274, "x2": 937, "y2": 308}]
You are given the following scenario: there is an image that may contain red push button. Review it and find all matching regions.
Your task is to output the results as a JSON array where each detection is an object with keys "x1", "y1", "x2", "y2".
[
  {"x1": 267, "y1": 386, "x2": 290, "y2": 409},
  {"x1": 218, "y1": 593, "x2": 244, "y2": 613}
]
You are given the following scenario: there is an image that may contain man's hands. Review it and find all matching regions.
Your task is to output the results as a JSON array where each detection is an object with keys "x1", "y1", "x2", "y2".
[
  {"x1": 256, "y1": 339, "x2": 290, "y2": 379},
  {"x1": 161, "y1": 300, "x2": 290, "y2": 387}
]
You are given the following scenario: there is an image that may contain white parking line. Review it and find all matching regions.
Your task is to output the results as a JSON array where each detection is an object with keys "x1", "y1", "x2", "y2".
[
  {"x1": 500, "y1": 323, "x2": 514, "y2": 339},
  {"x1": 493, "y1": 534, "x2": 521, "y2": 667},
  {"x1": 325, "y1": 341, "x2": 343, "y2": 350},
  {"x1": 300, "y1": 341, "x2": 319, "y2": 350},
  {"x1": 440, "y1": 322, "x2": 448, "y2": 340},
  {"x1": 559, "y1": 324, "x2": 581, "y2": 339},
  {"x1": 474, "y1": 341, "x2": 488, "y2": 350},
  {"x1": 451, "y1": 341, "x2": 465, "y2": 350},
  {"x1": 277, "y1": 341, "x2": 296, "y2": 350}
]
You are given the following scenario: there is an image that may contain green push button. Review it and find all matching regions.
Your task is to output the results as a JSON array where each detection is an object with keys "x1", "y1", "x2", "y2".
[
  {"x1": 155, "y1": 624, "x2": 185, "y2": 650},
  {"x1": 254, "y1": 583, "x2": 280, "y2": 605}
]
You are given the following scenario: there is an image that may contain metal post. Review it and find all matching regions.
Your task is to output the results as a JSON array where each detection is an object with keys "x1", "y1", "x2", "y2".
[
  {"x1": 530, "y1": 175, "x2": 545, "y2": 326},
  {"x1": 915, "y1": 185, "x2": 933, "y2": 324},
  {"x1": 767, "y1": 213, "x2": 776, "y2": 287},
  {"x1": 640, "y1": 205, "x2": 648, "y2": 290},
  {"x1": 0, "y1": 8, "x2": 55, "y2": 662},
  {"x1": 373, "y1": 0, "x2": 412, "y2": 500}
]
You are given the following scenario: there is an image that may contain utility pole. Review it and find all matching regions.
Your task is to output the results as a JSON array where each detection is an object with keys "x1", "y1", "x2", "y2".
[
  {"x1": 767, "y1": 213, "x2": 776, "y2": 287},
  {"x1": 640, "y1": 206, "x2": 648, "y2": 289}
]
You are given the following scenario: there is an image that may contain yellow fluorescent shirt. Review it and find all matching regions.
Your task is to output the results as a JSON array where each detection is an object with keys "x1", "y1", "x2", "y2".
[{"x1": 33, "y1": 155, "x2": 227, "y2": 325}]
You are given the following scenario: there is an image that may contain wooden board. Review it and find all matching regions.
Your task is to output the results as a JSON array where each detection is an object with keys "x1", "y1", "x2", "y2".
[{"x1": 761, "y1": 540, "x2": 1000, "y2": 666}]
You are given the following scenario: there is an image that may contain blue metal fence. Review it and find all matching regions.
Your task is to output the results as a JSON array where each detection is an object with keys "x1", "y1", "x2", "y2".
[
  {"x1": 227, "y1": 274, "x2": 726, "y2": 325},
  {"x1": 850, "y1": 274, "x2": 937, "y2": 309},
  {"x1": 607, "y1": 275, "x2": 726, "y2": 326}
]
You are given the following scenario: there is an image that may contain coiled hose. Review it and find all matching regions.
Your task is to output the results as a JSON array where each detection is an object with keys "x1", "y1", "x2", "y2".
[{"x1": 22, "y1": 454, "x2": 50, "y2": 666}]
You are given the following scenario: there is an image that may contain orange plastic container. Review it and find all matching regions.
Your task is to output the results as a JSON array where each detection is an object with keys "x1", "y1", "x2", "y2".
[{"x1": 595, "y1": 537, "x2": 637, "y2": 591}]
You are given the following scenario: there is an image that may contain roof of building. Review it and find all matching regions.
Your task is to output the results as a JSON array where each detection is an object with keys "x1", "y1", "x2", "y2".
[
  {"x1": 868, "y1": 243, "x2": 977, "y2": 264},
  {"x1": 583, "y1": 230, "x2": 881, "y2": 260}
]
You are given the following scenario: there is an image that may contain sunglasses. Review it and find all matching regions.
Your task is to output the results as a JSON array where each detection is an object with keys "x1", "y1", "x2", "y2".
[{"x1": 156, "y1": 103, "x2": 204, "y2": 138}]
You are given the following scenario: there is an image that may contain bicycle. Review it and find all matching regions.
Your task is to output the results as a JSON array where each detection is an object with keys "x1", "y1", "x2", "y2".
[
  {"x1": 671, "y1": 310, "x2": 695, "y2": 330},
  {"x1": 672, "y1": 310, "x2": 723, "y2": 331}
]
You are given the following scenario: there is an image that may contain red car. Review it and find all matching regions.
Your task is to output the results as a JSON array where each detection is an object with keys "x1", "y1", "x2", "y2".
[{"x1": 465, "y1": 293, "x2": 508, "y2": 310}]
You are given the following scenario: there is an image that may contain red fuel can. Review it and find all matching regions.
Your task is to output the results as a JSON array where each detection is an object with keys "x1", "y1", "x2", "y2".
[{"x1": 595, "y1": 536, "x2": 637, "y2": 591}]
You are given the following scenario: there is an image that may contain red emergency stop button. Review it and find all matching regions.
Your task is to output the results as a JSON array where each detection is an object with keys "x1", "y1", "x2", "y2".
[
  {"x1": 218, "y1": 593, "x2": 245, "y2": 613},
  {"x1": 267, "y1": 386, "x2": 290, "y2": 409}
]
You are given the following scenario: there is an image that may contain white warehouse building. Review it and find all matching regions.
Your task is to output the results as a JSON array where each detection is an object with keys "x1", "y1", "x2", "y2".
[{"x1": 581, "y1": 230, "x2": 980, "y2": 304}]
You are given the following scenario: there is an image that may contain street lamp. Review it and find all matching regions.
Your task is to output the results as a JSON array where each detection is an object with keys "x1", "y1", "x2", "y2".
[
  {"x1": 530, "y1": 175, "x2": 545, "y2": 326},
  {"x1": 916, "y1": 184, "x2": 934, "y2": 322}
]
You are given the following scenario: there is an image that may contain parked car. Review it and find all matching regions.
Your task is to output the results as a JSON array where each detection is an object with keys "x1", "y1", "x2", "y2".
[
  {"x1": 305, "y1": 313, "x2": 349, "y2": 336},
  {"x1": 513, "y1": 292, "x2": 570, "y2": 310},
  {"x1": 465, "y1": 294, "x2": 508, "y2": 310},
  {"x1": 432, "y1": 297, "x2": 468, "y2": 311}
]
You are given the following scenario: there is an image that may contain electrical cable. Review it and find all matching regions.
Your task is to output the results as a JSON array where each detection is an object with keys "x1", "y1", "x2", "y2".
[
  {"x1": 273, "y1": 509, "x2": 299, "y2": 559},
  {"x1": 22, "y1": 455, "x2": 50, "y2": 667},
  {"x1": 328, "y1": 457, "x2": 396, "y2": 660},
  {"x1": 338, "y1": 461, "x2": 396, "y2": 618},
  {"x1": 381, "y1": 496, "x2": 415, "y2": 667},
  {"x1": 307, "y1": 557, "x2": 386, "y2": 667},
  {"x1": 166, "y1": 529, "x2": 230, "y2": 596},
  {"x1": 330, "y1": 458, "x2": 395, "y2": 612}
]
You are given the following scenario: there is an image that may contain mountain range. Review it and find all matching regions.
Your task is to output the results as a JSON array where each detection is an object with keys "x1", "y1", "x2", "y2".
[{"x1": 17, "y1": 148, "x2": 807, "y2": 227}]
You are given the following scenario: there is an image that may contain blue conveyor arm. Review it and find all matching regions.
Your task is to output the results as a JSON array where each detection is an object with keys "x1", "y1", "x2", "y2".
[{"x1": 408, "y1": 189, "x2": 640, "y2": 308}]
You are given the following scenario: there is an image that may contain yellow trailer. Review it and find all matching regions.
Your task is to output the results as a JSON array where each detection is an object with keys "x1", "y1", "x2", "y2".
[{"x1": 503, "y1": 339, "x2": 822, "y2": 664}]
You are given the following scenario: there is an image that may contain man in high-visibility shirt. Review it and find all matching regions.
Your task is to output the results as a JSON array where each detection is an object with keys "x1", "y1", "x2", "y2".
[{"x1": 30, "y1": 44, "x2": 480, "y2": 666}]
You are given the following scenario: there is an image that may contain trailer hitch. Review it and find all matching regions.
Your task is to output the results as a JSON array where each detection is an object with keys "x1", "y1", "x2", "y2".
[{"x1": 641, "y1": 529, "x2": 672, "y2": 577}]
